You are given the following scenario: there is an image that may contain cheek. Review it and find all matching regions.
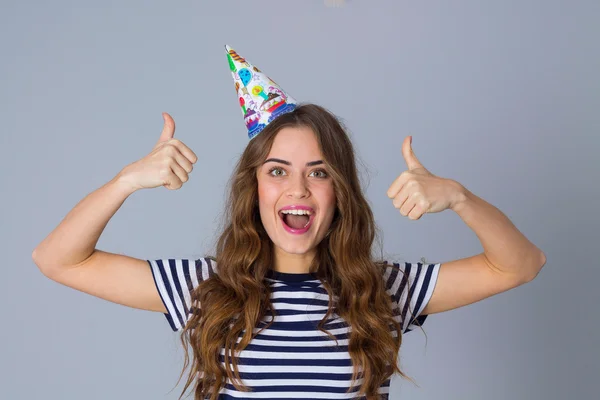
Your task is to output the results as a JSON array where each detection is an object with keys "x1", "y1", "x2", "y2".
[
  {"x1": 322, "y1": 184, "x2": 336, "y2": 206},
  {"x1": 317, "y1": 187, "x2": 337, "y2": 218},
  {"x1": 257, "y1": 181, "x2": 280, "y2": 217}
]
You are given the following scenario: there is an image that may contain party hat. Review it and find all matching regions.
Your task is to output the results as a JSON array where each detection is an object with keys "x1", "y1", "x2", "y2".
[{"x1": 225, "y1": 45, "x2": 297, "y2": 140}]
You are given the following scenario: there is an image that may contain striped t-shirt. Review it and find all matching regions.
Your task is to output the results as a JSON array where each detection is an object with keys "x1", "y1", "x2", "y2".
[{"x1": 147, "y1": 257, "x2": 440, "y2": 399}]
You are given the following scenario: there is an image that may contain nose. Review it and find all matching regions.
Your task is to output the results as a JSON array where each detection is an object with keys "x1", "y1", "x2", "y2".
[{"x1": 287, "y1": 173, "x2": 309, "y2": 198}]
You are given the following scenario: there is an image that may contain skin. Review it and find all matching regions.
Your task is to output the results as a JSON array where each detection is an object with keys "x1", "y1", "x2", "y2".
[{"x1": 256, "y1": 126, "x2": 337, "y2": 274}]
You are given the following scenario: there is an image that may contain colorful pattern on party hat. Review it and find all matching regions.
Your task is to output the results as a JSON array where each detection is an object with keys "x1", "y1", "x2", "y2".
[{"x1": 225, "y1": 45, "x2": 297, "y2": 140}]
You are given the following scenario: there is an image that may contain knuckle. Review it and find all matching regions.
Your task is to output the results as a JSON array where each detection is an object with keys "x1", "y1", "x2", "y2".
[
  {"x1": 159, "y1": 166, "x2": 172, "y2": 178},
  {"x1": 162, "y1": 144, "x2": 178, "y2": 156}
]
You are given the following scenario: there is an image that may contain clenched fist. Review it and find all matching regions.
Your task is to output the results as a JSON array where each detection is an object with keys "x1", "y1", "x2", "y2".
[{"x1": 116, "y1": 113, "x2": 198, "y2": 192}]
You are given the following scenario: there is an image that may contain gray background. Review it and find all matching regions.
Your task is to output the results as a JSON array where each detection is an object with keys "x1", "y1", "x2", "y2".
[{"x1": 2, "y1": 0, "x2": 598, "y2": 399}]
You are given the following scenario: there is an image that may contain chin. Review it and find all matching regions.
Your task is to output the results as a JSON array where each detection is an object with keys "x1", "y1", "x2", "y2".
[
  {"x1": 276, "y1": 242, "x2": 315, "y2": 255},
  {"x1": 269, "y1": 233, "x2": 324, "y2": 255}
]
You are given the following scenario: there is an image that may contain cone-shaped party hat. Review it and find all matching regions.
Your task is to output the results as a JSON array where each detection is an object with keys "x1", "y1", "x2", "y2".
[{"x1": 225, "y1": 45, "x2": 297, "y2": 140}]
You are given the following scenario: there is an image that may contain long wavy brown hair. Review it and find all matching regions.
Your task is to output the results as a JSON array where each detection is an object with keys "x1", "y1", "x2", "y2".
[{"x1": 175, "y1": 103, "x2": 425, "y2": 399}]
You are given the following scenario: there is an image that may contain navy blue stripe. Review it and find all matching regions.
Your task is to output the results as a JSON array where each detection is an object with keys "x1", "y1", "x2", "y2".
[
  {"x1": 385, "y1": 262, "x2": 399, "y2": 299},
  {"x1": 251, "y1": 332, "x2": 350, "y2": 342},
  {"x1": 238, "y1": 343, "x2": 348, "y2": 353},
  {"x1": 219, "y1": 355, "x2": 353, "y2": 367},
  {"x1": 219, "y1": 395, "x2": 372, "y2": 400},
  {"x1": 237, "y1": 372, "x2": 357, "y2": 380},
  {"x1": 147, "y1": 260, "x2": 178, "y2": 332},
  {"x1": 406, "y1": 314, "x2": 428, "y2": 333},
  {"x1": 271, "y1": 308, "x2": 331, "y2": 316},
  {"x1": 205, "y1": 257, "x2": 216, "y2": 278},
  {"x1": 156, "y1": 259, "x2": 185, "y2": 331},
  {"x1": 255, "y1": 320, "x2": 348, "y2": 331},
  {"x1": 413, "y1": 264, "x2": 434, "y2": 317},
  {"x1": 393, "y1": 262, "x2": 409, "y2": 306},
  {"x1": 224, "y1": 383, "x2": 362, "y2": 394},
  {"x1": 169, "y1": 259, "x2": 189, "y2": 319},
  {"x1": 270, "y1": 286, "x2": 328, "y2": 295},
  {"x1": 271, "y1": 298, "x2": 330, "y2": 306},
  {"x1": 402, "y1": 262, "x2": 422, "y2": 333}
]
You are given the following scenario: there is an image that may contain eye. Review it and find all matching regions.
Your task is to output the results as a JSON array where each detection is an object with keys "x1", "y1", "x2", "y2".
[
  {"x1": 310, "y1": 169, "x2": 328, "y2": 178},
  {"x1": 267, "y1": 166, "x2": 286, "y2": 177}
]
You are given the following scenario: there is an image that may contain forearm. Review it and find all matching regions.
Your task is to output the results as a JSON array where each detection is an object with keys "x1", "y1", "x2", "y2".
[
  {"x1": 32, "y1": 174, "x2": 137, "y2": 270},
  {"x1": 450, "y1": 181, "x2": 546, "y2": 280}
]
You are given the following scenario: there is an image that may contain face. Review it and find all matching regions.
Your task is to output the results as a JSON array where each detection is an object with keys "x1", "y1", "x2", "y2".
[{"x1": 256, "y1": 126, "x2": 337, "y2": 267}]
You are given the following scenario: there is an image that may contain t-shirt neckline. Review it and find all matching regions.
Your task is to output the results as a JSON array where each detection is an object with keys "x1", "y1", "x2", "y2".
[{"x1": 266, "y1": 269, "x2": 318, "y2": 282}]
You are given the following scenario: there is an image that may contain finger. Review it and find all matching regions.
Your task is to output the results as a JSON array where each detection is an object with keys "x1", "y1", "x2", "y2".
[
  {"x1": 400, "y1": 193, "x2": 419, "y2": 216},
  {"x1": 173, "y1": 150, "x2": 194, "y2": 174},
  {"x1": 392, "y1": 186, "x2": 410, "y2": 209},
  {"x1": 386, "y1": 171, "x2": 409, "y2": 199},
  {"x1": 169, "y1": 140, "x2": 198, "y2": 164},
  {"x1": 169, "y1": 160, "x2": 189, "y2": 186},
  {"x1": 408, "y1": 204, "x2": 423, "y2": 220},
  {"x1": 162, "y1": 166, "x2": 183, "y2": 190},
  {"x1": 402, "y1": 136, "x2": 424, "y2": 171},
  {"x1": 156, "y1": 112, "x2": 176, "y2": 146}
]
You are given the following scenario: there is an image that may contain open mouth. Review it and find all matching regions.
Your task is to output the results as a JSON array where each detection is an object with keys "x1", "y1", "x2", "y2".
[{"x1": 278, "y1": 211, "x2": 314, "y2": 234}]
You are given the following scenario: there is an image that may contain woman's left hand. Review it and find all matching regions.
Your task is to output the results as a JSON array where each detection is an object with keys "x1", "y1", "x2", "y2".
[{"x1": 386, "y1": 136, "x2": 466, "y2": 220}]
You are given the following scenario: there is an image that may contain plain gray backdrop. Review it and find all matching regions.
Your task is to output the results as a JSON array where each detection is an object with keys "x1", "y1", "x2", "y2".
[{"x1": 2, "y1": 0, "x2": 598, "y2": 399}]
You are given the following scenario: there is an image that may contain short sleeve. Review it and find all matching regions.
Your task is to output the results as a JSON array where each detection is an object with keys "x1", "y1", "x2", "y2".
[
  {"x1": 382, "y1": 261, "x2": 440, "y2": 334},
  {"x1": 146, "y1": 257, "x2": 218, "y2": 332}
]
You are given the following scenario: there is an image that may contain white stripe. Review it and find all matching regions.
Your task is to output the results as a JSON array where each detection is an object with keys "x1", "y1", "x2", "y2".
[
  {"x1": 403, "y1": 263, "x2": 440, "y2": 332},
  {"x1": 226, "y1": 378, "x2": 364, "y2": 388},
  {"x1": 163, "y1": 259, "x2": 188, "y2": 330},
  {"x1": 415, "y1": 263, "x2": 440, "y2": 317},
  {"x1": 149, "y1": 260, "x2": 183, "y2": 331},
  {"x1": 220, "y1": 349, "x2": 351, "y2": 360},
  {"x1": 190, "y1": 258, "x2": 200, "y2": 294},
  {"x1": 219, "y1": 388, "x2": 363, "y2": 399},
  {"x1": 238, "y1": 338, "x2": 350, "y2": 347},
  {"x1": 401, "y1": 263, "x2": 422, "y2": 332},
  {"x1": 174, "y1": 259, "x2": 192, "y2": 315},
  {"x1": 257, "y1": 313, "x2": 341, "y2": 323},
  {"x1": 223, "y1": 364, "x2": 356, "y2": 374},
  {"x1": 268, "y1": 280, "x2": 321, "y2": 286},
  {"x1": 251, "y1": 326, "x2": 350, "y2": 337},
  {"x1": 270, "y1": 303, "x2": 330, "y2": 311},
  {"x1": 201, "y1": 258, "x2": 213, "y2": 281},
  {"x1": 270, "y1": 291, "x2": 331, "y2": 301}
]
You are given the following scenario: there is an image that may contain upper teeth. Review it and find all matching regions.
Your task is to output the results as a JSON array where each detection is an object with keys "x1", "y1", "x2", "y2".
[{"x1": 281, "y1": 209, "x2": 312, "y2": 216}]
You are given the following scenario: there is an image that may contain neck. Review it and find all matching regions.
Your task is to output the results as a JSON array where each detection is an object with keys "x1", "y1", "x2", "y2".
[{"x1": 273, "y1": 246, "x2": 316, "y2": 274}]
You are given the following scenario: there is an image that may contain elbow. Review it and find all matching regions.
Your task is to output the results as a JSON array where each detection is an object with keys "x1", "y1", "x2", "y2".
[
  {"x1": 524, "y1": 250, "x2": 547, "y2": 283},
  {"x1": 32, "y1": 247, "x2": 56, "y2": 279}
]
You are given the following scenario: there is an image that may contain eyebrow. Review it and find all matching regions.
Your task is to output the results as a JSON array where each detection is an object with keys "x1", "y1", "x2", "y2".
[{"x1": 263, "y1": 158, "x2": 324, "y2": 167}]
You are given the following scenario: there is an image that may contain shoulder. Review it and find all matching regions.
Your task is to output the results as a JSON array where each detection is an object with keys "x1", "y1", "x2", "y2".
[
  {"x1": 194, "y1": 256, "x2": 219, "y2": 280},
  {"x1": 378, "y1": 259, "x2": 440, "y2": 295},
  {"x1": 148, "y1": 256, "x2": 219, "y2": 283}
]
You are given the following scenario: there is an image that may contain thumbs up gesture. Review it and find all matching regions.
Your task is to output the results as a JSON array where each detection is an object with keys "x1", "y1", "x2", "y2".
[
  {"x1": 386, "y1": 136, "x2": 465, "y2": 220},
  {"x1": 117, "y1": 113, "x2": 198, "y2": 192}
]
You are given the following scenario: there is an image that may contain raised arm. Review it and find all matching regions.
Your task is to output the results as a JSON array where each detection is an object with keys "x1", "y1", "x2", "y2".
[{"x1": 32, "y1": 113, "x2": 197, "y2": 313}]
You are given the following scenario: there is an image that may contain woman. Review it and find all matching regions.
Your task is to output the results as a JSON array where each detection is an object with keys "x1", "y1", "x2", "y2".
[{"x1": 32, "y1": 47, "x2": 546, "y2": 400}]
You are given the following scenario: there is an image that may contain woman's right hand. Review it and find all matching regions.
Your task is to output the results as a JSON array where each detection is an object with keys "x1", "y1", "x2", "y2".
[{"x1": 117, "y1": 113, "x2": 198, "y2": 192}]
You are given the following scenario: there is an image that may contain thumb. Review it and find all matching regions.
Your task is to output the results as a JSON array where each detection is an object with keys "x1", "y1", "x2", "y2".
[
  {"x1": 402, "y1": 135, "x2": 425, "y2": 171},
  {"x1": 156, "y1": 112, "x2": 175, "y2": 146}
]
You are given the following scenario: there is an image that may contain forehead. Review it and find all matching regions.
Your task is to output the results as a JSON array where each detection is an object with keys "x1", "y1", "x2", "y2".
[{"x1": 267, "y1": 126, "x2": 322, "y2": 159}]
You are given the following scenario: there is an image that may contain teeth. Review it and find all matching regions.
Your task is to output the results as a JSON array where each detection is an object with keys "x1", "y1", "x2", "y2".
[{"x1": 281, "y1": 209, "x2": 312, "y2": 216}]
